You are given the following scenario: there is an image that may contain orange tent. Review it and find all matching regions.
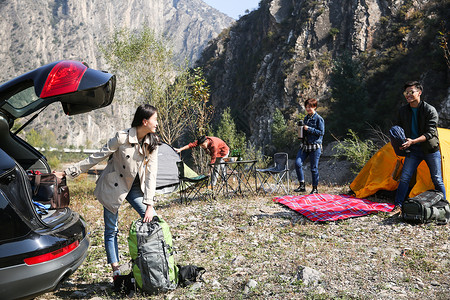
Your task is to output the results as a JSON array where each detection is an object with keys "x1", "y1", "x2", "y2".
[{"x1": 350, "y1": 128, "x2": 449, "y2": 200}]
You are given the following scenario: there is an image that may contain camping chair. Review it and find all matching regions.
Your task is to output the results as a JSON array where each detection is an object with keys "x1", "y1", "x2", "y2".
[
  {"x1": 256, "y1": 152, "x2": 290, "y2": 194},
  {"x1": 176, "y1": 161, "x2": 210, "y2": 203}
]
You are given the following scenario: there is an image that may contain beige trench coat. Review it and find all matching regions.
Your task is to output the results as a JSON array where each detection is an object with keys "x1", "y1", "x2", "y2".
[{"x1": 65, "y1": 127, "x2": 158, "y2": 214}]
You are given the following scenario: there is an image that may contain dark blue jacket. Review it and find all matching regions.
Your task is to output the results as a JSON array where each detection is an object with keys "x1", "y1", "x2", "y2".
[{"x1": 304, "y1": 112, "x2": 325, "y2": 145}]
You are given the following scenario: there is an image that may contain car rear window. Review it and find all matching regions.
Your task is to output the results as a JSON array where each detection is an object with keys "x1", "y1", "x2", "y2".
[{"x1": 6, "y1": 86, "x2": 39, "y2": 109}]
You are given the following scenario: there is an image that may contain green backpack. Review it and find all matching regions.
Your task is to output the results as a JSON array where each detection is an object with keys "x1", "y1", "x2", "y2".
[
  {"x1": 128, "y1": 216, "x2": 178, "y2": 294},
  {"x1": 402, "y1": 190, "x2": 450, "y2": 224}
]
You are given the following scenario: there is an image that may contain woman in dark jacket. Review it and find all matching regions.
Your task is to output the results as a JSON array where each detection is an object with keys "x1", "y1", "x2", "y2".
[{"x1": 294, "y1": 98, "x2": 325, "y2": 194}]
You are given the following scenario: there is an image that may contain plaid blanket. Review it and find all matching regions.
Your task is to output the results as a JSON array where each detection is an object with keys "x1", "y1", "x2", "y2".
[{"x1": 273, "y1": 193, "x2": 394, "y2": 222}]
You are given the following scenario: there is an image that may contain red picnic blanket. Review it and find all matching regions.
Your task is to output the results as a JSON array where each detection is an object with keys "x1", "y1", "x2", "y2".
[{"x1": 273, "y1": 193, "x2": 394, "y2": 222}]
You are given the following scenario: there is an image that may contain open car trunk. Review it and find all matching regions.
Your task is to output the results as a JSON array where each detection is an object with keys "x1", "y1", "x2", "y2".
[
  {"x1": 0, "y1": 60, "x2": 116, "y2": 173},
  {"x1": 0, "y1": 60, "x2": 116, "y2": 219}
]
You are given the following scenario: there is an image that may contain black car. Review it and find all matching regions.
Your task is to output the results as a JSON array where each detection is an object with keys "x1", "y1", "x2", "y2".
[{"x1": 0, "y1": 60, "x2": 116, "y2": 299}]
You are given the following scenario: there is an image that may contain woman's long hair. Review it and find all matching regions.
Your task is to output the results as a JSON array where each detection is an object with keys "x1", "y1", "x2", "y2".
[{"x1": 131, "y1": 104, "x2": 160, "y2": 153}]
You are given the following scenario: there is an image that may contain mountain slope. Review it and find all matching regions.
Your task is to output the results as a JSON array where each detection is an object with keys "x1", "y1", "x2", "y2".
[
  {"x1": 197, "y1": 0, "x2": 450, "y2": 152},
  {"x1": 0, "y1": 0, "x2": 233, "y2": 147}
]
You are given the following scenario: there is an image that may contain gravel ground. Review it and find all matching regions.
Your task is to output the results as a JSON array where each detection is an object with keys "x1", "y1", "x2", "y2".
[{"x1": 36, "y1": 177, "x2": 450, "y2": 300}]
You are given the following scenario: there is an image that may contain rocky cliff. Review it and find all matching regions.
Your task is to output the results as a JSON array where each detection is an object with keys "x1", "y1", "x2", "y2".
[
  {"x1": 197, "y1": 0, "x2": 450, "y2": 152},
  {"x1": 0, "y1": 0, "x2": 233, "y2": 147}
]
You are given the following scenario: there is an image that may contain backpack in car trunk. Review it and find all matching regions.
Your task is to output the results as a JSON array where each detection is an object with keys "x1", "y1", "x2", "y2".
[
  {"x1": 402, "y1": 190, "x2": 450, "y2": 224},
  {"x1": 128, "y1": 216, "x2": 178, "y2": 294}
]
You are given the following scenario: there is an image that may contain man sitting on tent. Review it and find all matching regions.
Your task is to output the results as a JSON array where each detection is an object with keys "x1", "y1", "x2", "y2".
[
  {"x1": 390, "y1": 81, "x2": 446, "y2": 216},
  {"x1": 175, "y1": 135, "x2": 230, "y2": 187}
]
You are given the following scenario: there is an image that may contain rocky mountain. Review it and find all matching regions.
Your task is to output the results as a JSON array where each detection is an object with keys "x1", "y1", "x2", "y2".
[
  {"x1": 0, "y1": 0, "x2": 233, "y2": 147},
  {"x1": 197, "y1": 0, "x2": 450, "y2": 153}
]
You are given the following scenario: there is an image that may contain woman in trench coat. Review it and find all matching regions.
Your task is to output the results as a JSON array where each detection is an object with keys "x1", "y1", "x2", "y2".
[{"x1": 55, "y1": 104, "x2": 159, "y2": 278}]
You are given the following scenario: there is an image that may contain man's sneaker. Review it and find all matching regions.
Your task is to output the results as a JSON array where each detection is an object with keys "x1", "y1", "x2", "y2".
[
  {"x1": 310, "y1": 187, "x2": 318, "y2": 194},
  {"x1": 388, "y1": 205, "x2": 402, "y2": 217}
]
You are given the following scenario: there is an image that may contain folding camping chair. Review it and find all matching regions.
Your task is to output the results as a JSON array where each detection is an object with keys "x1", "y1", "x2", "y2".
[
  {"x1": 256, "y1": 152, "x2": 290, "y2": 194},
  {"x1": 176, "y1": 161, "x2": 210, "y2": 203}
]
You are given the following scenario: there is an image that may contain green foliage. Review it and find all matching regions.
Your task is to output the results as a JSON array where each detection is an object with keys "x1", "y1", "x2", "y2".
[
  {"x1": 190, "y1": 67, "x2": 214, "y2": 137},
  {"x1": 99, "y1": 26, "x2": 203, "y2": 145},
  {"x1": 328, "y1": 53, "x2": 372, "y2": 138},
  {"x1": 45, "y1": 153, "x2": 61, "y2": 170},
  {"x1": 25, "y1": 129, "x2": 41, "y2": 147},
  {"x1": 271, "y1": 109, "x2": 302, "y2": 156},
  {"x1": 24, "y1": 128, "x2": 56, "y2": 149},
  {"x1": 329, "y1": 27, "x2": 339, "y2": 37},
  {"x1": 332, "y1": 129, "x2": 377, "y2": 174},
  {"x1": 215, "y1": 107, "x2": 246, "y2": 152},
  {"x1": 182, "y1": 68, "x2": 215, "y2": 174},
  {"x1": 271, "y1": 109, "x2": 288, "y2": 150}
]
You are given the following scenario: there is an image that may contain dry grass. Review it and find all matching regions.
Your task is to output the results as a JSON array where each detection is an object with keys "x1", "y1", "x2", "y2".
[{"x1": 37, "y1": 176, "x2": 450, "y2": 300}]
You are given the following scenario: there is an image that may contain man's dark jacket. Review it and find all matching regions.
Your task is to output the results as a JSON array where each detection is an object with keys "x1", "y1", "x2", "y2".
[{"x1": 395, "y1": 100, "x2": 440, "y2": 154}]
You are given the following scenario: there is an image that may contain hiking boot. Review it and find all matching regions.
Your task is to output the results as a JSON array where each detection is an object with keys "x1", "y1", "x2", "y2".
[
  {"x1": 294, "y1": 182, "x2": 306, "y2": 192},
  {"x1": 113, "y1": 269, "x2": 121, "y2": 291},
  {"x1": 388, "y1": 205, "x2": 402, "y2": 217},
  {"x1": 310, "y1": 186, "x2": 318, "y2": 194}
]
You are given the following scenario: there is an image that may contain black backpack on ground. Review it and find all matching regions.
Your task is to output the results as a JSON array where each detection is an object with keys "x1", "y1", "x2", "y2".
[
  {"x1": 402, "y1": 190, "x2": 450, "y2": 224},
  {"x1": 177, "y1": 265, "x2": 205, "y2": 287}
]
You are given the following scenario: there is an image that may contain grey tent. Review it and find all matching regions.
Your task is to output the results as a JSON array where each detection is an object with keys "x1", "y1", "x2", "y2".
[{"x1": 156, "y1": 142, "x2": 181, "y2": 194}]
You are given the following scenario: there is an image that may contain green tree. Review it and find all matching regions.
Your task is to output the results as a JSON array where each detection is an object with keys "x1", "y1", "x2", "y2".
[
  {"x1": 270, "y1": 108, "x2": 300, "y2": 155},
  {"x1": 99, "y1": 26, "x2": 202, "y2": 145},
  {"x1": 215, "y1": 107, "x2": 246, "y2": 152},
  {"x1": 271, "y1": 109, "x2": 288, "y2": 150},
  {"x1": 25, "y1": 129, "x2": 43, "y2": 148},
  {"x1": 189, "y1": 67, "x2": 214, "y2": 137},
  {"x1": 25, "y1": 128, "x2": 56, "y2": 149},
  {"x1": 329, "y1": 52, "x2": 371, "y2": 138},
  {"x1": 188, "y1": 67, "x2": 215, "y2": 172}
]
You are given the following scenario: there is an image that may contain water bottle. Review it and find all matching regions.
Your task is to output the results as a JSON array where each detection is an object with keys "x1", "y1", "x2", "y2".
[{"x1": 297, "y1": 120, "x2": 304, "y2": 139}]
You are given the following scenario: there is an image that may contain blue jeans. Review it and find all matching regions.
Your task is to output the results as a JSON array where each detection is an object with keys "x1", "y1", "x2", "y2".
[
  {"x1": 104, "y1": 178, "x2": 156, "y2": 264},
  {"x1": 295, "y1": 148, "x2": 321, "y2": 187},
  {"x1": 395, "y1": 145, "x2": 446, "y2": 206}
]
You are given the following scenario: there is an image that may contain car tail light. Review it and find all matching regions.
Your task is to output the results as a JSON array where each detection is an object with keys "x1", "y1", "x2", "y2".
[
  {"x1": 40, "y1": 61, "x2": 87, "y2": 98},
  {"x1": 24, "y1": 240, "x2": 80, "y2": 265}
]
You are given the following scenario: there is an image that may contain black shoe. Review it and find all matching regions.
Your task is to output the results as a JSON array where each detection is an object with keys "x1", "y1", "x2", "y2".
[
  {"x1": 294, "y1": 182, "x2": 306, "y2": 192},
  {"x1": 294, "y1": 186, "x2": 306, "y2": 192},
  {"x1": 310, "y1": 187, "x2": 318, "y2": 194},
  {"x1": 388, "y1": 205, "x2": 402, "y2": 217}
]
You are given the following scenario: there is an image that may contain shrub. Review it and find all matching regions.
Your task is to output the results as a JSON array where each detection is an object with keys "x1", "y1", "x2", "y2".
[
  {"x1": 215, "y1": 107, "x2": 246, "y2": 153},
  {"x1": 270, "y1": 108, "x2": 300, "y2": 156},
  {"x1": 332, "y1": 129, "x2": 377, "y2": 174}
]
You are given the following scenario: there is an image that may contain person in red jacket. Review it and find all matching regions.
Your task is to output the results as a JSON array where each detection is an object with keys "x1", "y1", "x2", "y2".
[{"x1": 175, "y1": 135, "x2": 230, "y2": 186}]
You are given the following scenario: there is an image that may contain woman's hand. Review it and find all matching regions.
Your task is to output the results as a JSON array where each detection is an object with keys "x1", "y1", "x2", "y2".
[
  {"x1": 53, "y1": 171, "x2": 65, "y2": 179},
  {"x1": 303, "y1": 125, "x2": 309, "y2": 131},
  {"x1": 143, "y1": 205, "x2": 154, "y2": 222}
]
